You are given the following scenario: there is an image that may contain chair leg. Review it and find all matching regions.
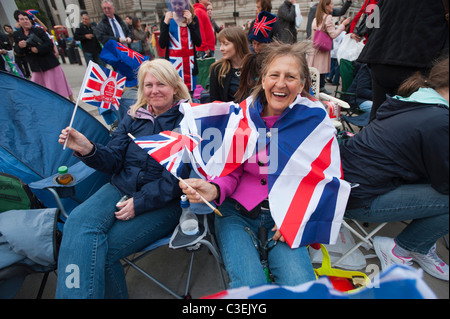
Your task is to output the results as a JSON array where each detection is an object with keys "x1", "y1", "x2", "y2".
[
  {"x1": 200, "y1": 239, "x2": 227, "y2": 289},
  {"x1": 36, "y1": 271, "x2": 49, "y2": 299},
  {"x1": 332, "y1": 221, "x2": 387, "y2": 267},
  {"x1": 183, "y1": 252, "x2": 195, "y2": 298},
  {"x1": 122, "y1": 257, "x2": 183, "y2": 299}
]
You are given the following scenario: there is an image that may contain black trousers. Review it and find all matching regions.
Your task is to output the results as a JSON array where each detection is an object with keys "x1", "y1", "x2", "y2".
[{"x1": 369, "y1": 64, "x2": 427, "y2": 122}]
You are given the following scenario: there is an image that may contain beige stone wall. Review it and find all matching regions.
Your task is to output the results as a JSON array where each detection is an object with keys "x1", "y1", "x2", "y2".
[{"x1": 82, "y1": 0, "x2": 367, "y2": 38}]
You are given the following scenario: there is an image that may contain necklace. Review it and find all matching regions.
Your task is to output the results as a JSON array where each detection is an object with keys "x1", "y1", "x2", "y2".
[{"x1": 235, "y1": 69, "x2": 241, "y2": 77}]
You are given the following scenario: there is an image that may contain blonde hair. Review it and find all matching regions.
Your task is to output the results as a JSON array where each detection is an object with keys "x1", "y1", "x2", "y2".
[
  {"x1": 130, "y1": 58, "x2": 191, "y2": 118},
  {"x1": 251, "y1": 40, "x2": 312, "y2": 105}
]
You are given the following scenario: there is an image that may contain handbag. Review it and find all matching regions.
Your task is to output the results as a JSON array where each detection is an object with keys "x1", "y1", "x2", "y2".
[
  {"x1": 312, "y1": 244, "x2": 371, "y2": 293},
  {"x1": 313, "y1": 15, "x2": 332, "y2": 52},
  {"x1": 130, "y1": 40, "x2": 143, "y2": 54}
]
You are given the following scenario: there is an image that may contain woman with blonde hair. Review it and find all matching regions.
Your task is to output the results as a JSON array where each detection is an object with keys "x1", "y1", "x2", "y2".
[
  {"x1": 55, "y1": 59, "x2": 191, "y2": 298},
  {"x1": 209, "y1": 27, "x2": 250, "y2": 102}
]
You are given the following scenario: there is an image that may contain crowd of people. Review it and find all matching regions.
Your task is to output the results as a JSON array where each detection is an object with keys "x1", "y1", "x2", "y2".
[{"x1": 1, "y1": 0, "x2": 448, "y2": 298}]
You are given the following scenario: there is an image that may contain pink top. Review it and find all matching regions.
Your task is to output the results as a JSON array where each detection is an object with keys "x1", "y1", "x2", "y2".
[{"x1": 212, "y1": 115, "x2": 278, "y2": 211}]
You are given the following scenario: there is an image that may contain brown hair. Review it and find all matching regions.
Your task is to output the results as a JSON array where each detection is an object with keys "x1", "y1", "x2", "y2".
[
  {"x1": 251, "y1": 40, "x2": 312, "y2": 105},
  {"x1": 258, "y1": 0, "x2": 272, "y2": 12},
  {"x1": 315, "y1": 0, "x2": 331, "y2": 28},
  {"x1": 210, "y1": 27, "x2": 250, "y2": 87},
  {"x1": 397, "y1": 57, "x2": 449, "y2": 97}
]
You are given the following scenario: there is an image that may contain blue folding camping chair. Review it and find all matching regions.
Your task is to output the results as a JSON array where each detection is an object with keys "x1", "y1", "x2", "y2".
[
  {"x1": 123, "y1": 211, "x2": 227, "y2": 299},
  {"x1": 0, "y1": 70, "x2": 111, "y2": 298}
]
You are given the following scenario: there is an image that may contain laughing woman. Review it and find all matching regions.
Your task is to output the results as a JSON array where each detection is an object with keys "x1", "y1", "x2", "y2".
[
  {"x1": 180, "y1": 41, "x2": 346, "y2": 288},
  {"x1": 209, "y1": 27, "x2": 250, "y2": 102}
]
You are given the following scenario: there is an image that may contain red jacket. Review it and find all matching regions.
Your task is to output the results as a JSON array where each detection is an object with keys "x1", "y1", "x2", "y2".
[
  {"x1": 193, "y1": 3, "x2": 215, "y2": 51},
  {"x1": 349, "y1": 0, "x2": 378, "y2": 44}
]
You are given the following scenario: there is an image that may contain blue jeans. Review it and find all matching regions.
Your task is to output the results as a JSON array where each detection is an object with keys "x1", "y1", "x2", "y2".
[
  {"x1": 358, "y1": 100, "x2": 373, "y2": 113},
  {"x1": 215, "y1": 199, "x2": 316, "y2": 289},
  {"x1": 345, "y1": 184, "x2": 449, "y2": 254},
  {"x1": 55, "y1": 183, "x2": 181, "y2": 298},
  {"x1": 83, "y1": 51, "x2": 106, "y2": 67}
]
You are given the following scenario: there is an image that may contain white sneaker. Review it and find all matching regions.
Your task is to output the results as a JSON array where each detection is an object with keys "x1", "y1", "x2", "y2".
[
  {"x1": 373, "y1": 236, "x2": 412, "y2": 271},
  {"x1": 411, "y1": 245, "x2": 449, "y2": 281}
]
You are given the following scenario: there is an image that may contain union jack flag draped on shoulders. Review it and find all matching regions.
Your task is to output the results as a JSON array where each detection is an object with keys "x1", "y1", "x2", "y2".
[
  {"x1": 178, "y1": 95, "x2": 350, "y2": 249},
  {"x1": 133, "y1": 130, "x2": 202, "y2": 178},
  {"x1": 78, "y1": 61, "x2": 126, "y2": 110}
]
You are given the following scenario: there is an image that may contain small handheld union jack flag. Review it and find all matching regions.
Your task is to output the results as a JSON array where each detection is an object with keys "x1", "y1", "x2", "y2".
[
  {"x1": 63, "y1": 61, "x2": 125, "y2": 150},
  {"x1": 79, "y1": 61, "x2": 126, "y2": 110},
  {"x1": 132, "y1": 131, "x2": 202, "y2": 178}
]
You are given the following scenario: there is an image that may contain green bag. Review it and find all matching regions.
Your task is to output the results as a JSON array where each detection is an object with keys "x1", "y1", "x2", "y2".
[
  {"x1": 0, "y1": 173, "x2": 43, "y2": 213},
  {"x1": 196, "y1": 57, "x2": 216, "y2": 89}
]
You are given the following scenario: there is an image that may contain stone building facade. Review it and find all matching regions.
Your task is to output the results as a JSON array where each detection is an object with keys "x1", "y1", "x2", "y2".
[{"x1": 82, "y1": 0, "x2": 366, "y2": 40}]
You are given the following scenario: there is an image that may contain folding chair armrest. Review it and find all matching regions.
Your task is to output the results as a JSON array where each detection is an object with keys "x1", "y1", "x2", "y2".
[
  {"x1": 28, "y1": 162, "x2": 96, "y2": 191},
  {"x1": 335, "y1": 90, "x2": 356, "y2": 97},
  {"x1": 319, "y1": 92, "x2": 351, "y2": 109},
  {"x1": 44, "y1": 187, "x2": 68, "y2": 219}
]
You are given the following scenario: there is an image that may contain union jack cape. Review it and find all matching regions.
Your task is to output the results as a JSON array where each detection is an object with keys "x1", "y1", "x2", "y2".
[
  {"x1": 78, "y1": 61, "x2": 126, "y2": 110},
  {"x1": 179, "y1": 95, "x2": 351, "y2": 249}
]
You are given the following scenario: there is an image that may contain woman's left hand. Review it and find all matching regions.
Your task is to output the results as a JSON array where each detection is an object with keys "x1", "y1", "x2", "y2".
[
  {"x1": 272, "y1": 225, "x2": 285, "y2": 242},
  {"x1": 184, "y1": 10, "x2": 193, "y2": 24},
  {"x1": 31, "y1": 47, "x2": 38, "y2": 54},
  {"x1": 115, "y1": 197, "x2": 136, "y2": 221}
]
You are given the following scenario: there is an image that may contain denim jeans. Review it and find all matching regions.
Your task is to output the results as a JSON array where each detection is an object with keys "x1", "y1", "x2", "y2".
[
  {"x1": 358, "y1": 100, "x2": 373, "y2": 113},
  {"x1": 83, "y1": 51, "x2": 106, "y2": 67},
  {"x1": 55, "y1": 183, "x2": 181, "y2": 298},
  {"x1": 345, "y1": 184, "x2": 449, "y2": 254},
  {"x1": 214, "y1": 199, "x2": 316, "y2": 289}
]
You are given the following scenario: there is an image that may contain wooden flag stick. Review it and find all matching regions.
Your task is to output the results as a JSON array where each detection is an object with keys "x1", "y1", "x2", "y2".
[
  {"x1": 178, "y1": 177, "x2": 222, "y2": 217},
  {"x1": 128, "y1": 133, "x2": 222, "y2": 217},
  {"x1": 63, "y1": 99, "x2": 80, "y2": 150},
  {"x1": 63, "y1": 61, "x2": 94, "y2": 150}
]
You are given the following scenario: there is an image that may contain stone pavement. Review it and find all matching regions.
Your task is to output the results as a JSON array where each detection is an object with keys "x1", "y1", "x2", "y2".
[{"x1": 13, "y1": 58, "x2": 449, "y2": 299}]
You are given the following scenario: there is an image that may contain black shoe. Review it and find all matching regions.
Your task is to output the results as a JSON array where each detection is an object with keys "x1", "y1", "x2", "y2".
[{"x1": 320, "y1": 87, "x2": 330, "y2": 94}]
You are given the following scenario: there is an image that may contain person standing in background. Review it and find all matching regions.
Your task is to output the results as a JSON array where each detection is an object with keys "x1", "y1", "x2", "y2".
[
  {"x1": 74, "y1": 11, "x2": 105, "y2": 66},
  {"x1": 193, "y1": 0, "x2": 215, "y2": 58},
  {"x1": 13, "y1": 10, "x2": 74, "y2": 101},
  {"x1": 207, "y1": 3, "x2": 222, "y2": 57},
  {"x1": 276, "y1": 0, "x2": 297, "y2": 44},
  {"x1": 94, "y1": 0, "x2": 133, "y2": 46}
]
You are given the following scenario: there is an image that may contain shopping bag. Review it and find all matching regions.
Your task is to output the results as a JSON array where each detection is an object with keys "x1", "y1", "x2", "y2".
[
  {"x1": 337, "y1": 34, "x2": 365, "y2": 62},
  {"x1": 312, "y1": 244, "x2": 370, "y2": 293},
  {"x1": 294, "y1": 4, "x2": 303, "y2": 28}
]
